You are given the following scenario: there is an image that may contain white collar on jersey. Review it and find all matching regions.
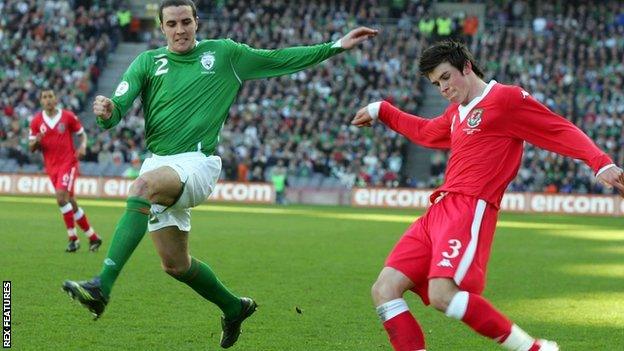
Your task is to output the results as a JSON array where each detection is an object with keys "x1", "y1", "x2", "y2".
[
  {"x1": 42, "y1": 108, "x2": 62, "y2": 129},
  {"x1": 166, "y1": 40, "x2": 199, "y2": 53},
  {"x1": 457, "y1": 80, "x2": 497, "y2": 123}
]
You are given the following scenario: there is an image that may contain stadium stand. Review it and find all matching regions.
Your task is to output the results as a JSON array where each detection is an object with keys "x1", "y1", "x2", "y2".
[
  {"x1": 430, "y1": 0, "x2": 624, "y2": 195},
  {"x1": 1, "y1": 0, "x2": 622, "y2": 195},
  {"x1": 0, "y1": 0, "x2": 121, "y2": 168}
]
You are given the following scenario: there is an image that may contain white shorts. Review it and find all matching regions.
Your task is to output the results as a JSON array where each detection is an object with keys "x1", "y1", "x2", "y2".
[{"x1": 139, "y1": 152, "x2": 221, "y2": 232}]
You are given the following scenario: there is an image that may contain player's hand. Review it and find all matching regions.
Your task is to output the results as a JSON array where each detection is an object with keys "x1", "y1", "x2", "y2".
[
  {"x1": 76, "y1": 145, "x2": 87, "y2": 159},
  {"x1": 35, "y1": 133, "x2": 43, "y2": 142},
  {"x1": 351, "y1": 106, "x2": 375, "y2": 128},
  {"x1": 339, "y1": 27, "x2": 379, "y2": 50},
  {"x1": 93, "y1": 95, "x2": 114, "y2": 120},
  {"x1": 596, "y1": 165, "x2": 624, "y2": 197}
]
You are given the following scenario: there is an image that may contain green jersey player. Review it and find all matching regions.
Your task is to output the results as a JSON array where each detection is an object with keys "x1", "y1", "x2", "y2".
[{"x1": 62, "y1": 0, "x2": 377, "y2": 348}]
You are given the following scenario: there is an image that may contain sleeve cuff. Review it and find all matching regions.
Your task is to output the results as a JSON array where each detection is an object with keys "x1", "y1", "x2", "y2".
[
  {"x1": 367, "y1": 101, "x2": 382, "y2": 120},
  {"x1": 596, "y1": 163, "x2": 616, "y2": 177},
  {"x1": 331, "y1": 39, "x2": 343, "y2": 49}
]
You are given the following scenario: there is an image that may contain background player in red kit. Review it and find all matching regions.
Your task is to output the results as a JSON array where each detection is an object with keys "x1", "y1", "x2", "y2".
[
  {"x1": 29, "y1": 89, "x2": 103, "y2": 253},
  {"x1": 351, "y1": 41, "x2": 624, "y2": 351}
]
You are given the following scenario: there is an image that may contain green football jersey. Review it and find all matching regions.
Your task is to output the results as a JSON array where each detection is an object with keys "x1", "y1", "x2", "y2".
[{"x1": 98, "y1": 39, "x2": 344, "y2": 155}]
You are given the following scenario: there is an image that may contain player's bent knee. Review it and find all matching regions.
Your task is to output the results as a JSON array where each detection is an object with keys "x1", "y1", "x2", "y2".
[
  {"x1": 371, "y1": 279, "x2": 402, "y2": 305},
  {"x1": 128, "y1": 176, "x2": 150, "y2": 198},
  {"x1": 428, "y1": 281, "x2": 459, "y2": 312},
  {"x1": 428, "y1": 293, "x2": 450, "y2": 312}
]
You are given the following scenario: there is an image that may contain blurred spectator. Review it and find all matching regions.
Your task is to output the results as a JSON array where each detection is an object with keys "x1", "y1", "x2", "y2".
[
  {"x1": 271, "y1": 160, "x2": 288, "y2": 204},
  {"x1": 122, "y1": 157, "x2": 141, "y2": 179}
]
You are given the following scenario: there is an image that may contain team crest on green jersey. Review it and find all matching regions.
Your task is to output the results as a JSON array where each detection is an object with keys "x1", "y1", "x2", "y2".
[
  {"x1": 200, "y1": 52, "x2": 216, "y2": 73},
  {"x1": 115, "y1": 81, "x2": 129, "y2": 96},
  {"x1": 467, "y1": 108, "x2": 483, "y2": 128}
]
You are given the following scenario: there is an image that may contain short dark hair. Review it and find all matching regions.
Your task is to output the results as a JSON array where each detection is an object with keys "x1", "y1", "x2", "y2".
[
  {"x1": 419, "y1": 41, "x2": 484, "y2": 79},
  {"x1": 158, "y1": 0, "x2": 197, "y2": 24},
  {"x1": 39, "y1": 89, "x2": 54, "y2": 98}
]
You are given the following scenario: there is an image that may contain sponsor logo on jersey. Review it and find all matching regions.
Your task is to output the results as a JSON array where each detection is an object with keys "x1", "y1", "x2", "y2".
[
  {"x1": 57, "y1": 122, "x2": 66, "y2": 133},
  {"x1": 115, "y1": 81, "x2": 129, "y2": 96},
  {"x1": 436, "y1": 258, "x2": 453, "y2": 268},
  {"x1": 200, "y1": 52, "x2": 216, "y2": 73}
]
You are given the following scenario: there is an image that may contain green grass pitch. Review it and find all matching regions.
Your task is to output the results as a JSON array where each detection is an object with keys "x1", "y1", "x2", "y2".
[{"x1": 1, "y1": 196, "x2": 622, "y2": 350}]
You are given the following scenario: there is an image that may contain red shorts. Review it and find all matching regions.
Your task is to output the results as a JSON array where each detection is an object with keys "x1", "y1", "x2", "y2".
[
  {"x1": 47, "y1": 164, "x2": 78, "y2": 196},
  {"x1": 385, "y1": 193, "x2": 498, "y2": 305}
]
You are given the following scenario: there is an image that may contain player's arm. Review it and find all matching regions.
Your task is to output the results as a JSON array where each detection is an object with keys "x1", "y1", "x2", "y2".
[
  {"x1": 28, "y1": 120, "x2": 42, "y2": 152},
  {"x1": 76, "y1": 130, "x2": 87, "y2": 159},
  {"x1": 28, "y1": 133, "x2": 43, "y2": 152},
  {"x1": 67, "y1": 111, "x2": 87, "y2": 158},
  {"x1": 229, "y1": 27, "x2": 378, "y2": 81},
  {"x1": 506, "y1": 87, "x2": 624, "y2": 193},
  {"x1": 352, "y1": 101, "x2": 451, "y2": 149},
  {"x1": 95, "y1": 53, "x2": 147, "y2": 129}
]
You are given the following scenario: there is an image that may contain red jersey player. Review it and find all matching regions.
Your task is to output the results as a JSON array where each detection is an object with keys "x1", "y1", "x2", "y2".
[
  {"x1": 351, "y1": 41, "x2": 624, "y2": 351},
  {"x1": 29, "y1": 89, "x2": 103, "y2": 253}
]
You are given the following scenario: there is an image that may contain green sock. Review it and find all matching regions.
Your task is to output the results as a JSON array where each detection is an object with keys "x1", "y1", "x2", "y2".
[
  {"x1": 98, "y1": 196, "x2": 150, "y2": 297},
  {"x1": 174, "y1": 257, "x2": 242, "y2": 319}
]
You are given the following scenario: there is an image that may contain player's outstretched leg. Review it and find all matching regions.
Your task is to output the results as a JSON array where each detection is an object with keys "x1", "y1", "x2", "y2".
[
  {"x1": 62, "y1": 196, "x2": 150, "y2": 318},
  {"x1": 96, "y1": 196, "x2": 150, "y2": 296},
  {"x1": 375, "y1": 298, "x2": 426, "y2": 351},
  {"x1": 372, "y1": 268, "x2": 426, "y2": 351},
  {"x1": 62, "y1": 277, "x2": 108, "y2": 319},
  {"x1": 166, "y1": 256, "x2": 257, "y2": 348},
  {"x1": 430, "y1": 280, "x2": 558, "y2": 351}
]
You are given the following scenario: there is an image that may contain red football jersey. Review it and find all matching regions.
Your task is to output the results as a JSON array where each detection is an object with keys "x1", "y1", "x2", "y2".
[
  {"x1": 379, "y1": 81, "x2": 613, "y2": 208},
  {"x1": 29, "y1": 109, "x2": 84, "y2": 173}
]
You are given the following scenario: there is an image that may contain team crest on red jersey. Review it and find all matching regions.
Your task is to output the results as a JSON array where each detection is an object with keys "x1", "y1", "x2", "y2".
[
  {"x1": 57, "y1": 122, "x2": 66, "y2": 133},
  {"x1": 467, "y1": 109, "x2": 483, "y2": 128}
]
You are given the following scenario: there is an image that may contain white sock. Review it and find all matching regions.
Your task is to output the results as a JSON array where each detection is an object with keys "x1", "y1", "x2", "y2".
[
  {"x1": 375, "y1": 298, "x2": 409, "y2": 322},
  {"x1": 501, "y1": 324, "x2": 536, "y2": 351},
  {"x1": 445, "y1": 291, "x2": 469, "y2": 320},
  {"x1": 67, "y1": 228, "x2": 77, "y2": 238},
  {"x1": 59, "y1": 203, "x2": 73, "y2": 214},
  {"x1": 74, "y1": 207, "x2": 84, "y2": 220}
]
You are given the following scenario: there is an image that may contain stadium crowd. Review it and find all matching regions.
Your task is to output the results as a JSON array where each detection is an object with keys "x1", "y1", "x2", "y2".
[
  {"x1": 1, "y1": 0, "x2": 622, "y2": 195},
  {"x1": 0, "y1": 0, "x2": 121, "y2": 168},
  {"x1": 113, "y1": 0, "x2": 430, "y2": 188},
  {"x1": 429, "y1": 0, "x2": 624, "y2": 194}
]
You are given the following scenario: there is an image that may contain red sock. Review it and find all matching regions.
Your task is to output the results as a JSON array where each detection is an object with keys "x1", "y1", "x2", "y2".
[
  {"x1": 60, "y1": 205, "x2": 76, "y2": 240},
  {"x1": 461, "y1": 293, "x2": 512, "y2": 341},
  {"x1": 383, "y1": 311, "x2": 426, "y2": 351},
  {"x1": 74, "y1": 207, "x2": 99, "y2": 240},
  {"x1": 447, "y1": 292, "x2": 539, "y2": 350}
]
